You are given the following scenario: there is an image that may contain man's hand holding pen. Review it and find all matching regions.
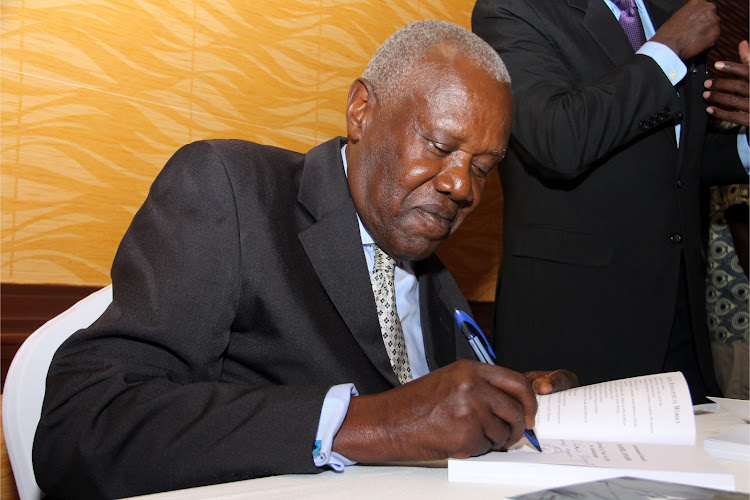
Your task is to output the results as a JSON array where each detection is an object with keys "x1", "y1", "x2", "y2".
[
  {"x1": 330, "y1": 363, "x2": 578, "y2": 463},
  {"x1": 332, "y1": 360, "x2": 542, "y2": 462}
]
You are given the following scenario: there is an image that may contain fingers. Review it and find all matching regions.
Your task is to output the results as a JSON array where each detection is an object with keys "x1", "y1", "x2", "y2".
[
  {"x1": 436, "y1": 363, "x2": 525, "y2": 454},
  {"x1": 474, "y1": 389, "x2": 515, "y2": 453},
  {"x1": 740, "y1": 40, "x2": 749, "y2": 66},
  {"x1": 444, "y1": 362, "x2": 534, "y2": 449},
  {"x1": 705, "y1": 78, "x2": 749, "y2": 97},
  {"x1": 532, "y1": 369, "x2": 580, "y2": 395},
  {"x1": 481, "y1": 363, "x2": 538, "y2": 430},
  {"x1": 704, "y1": 74, "x2": 750, "y2": 128},
  {"x1": 706, "y1": 106, "x2": 749, "y2": 128},
  {"x1": 703, "y1": 50, "x2": 750, "y2": 128},
  {"x1": 704, "y1": 88, "x2": 748, "y2": 113},
  {"x1": 525, "y1": 369, "x2": 580, "y2": 395},
  {"x1": 711, "y1": 60, "x2": 750, "y2": 79},
  {"x1": 479, "y1": 379, "x2": 527, "y2": 447}
]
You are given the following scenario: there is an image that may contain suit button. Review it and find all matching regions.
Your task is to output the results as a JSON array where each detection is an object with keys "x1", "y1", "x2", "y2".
[
  {"x1": 676, "y1": 179, "x2": 682, "y2": 188},
  {"x1": 639, "y1": 121, "x2": 649, "y2": 130},
  {"x1": 648, "y1": 118, "x2": 657, "y2": 126},
  {"x1": 657, "y1": 113, "x2": 665, "y2": 121},
  {"x1": 671, "y1": 233, "x2": 683, "y2": 244}
]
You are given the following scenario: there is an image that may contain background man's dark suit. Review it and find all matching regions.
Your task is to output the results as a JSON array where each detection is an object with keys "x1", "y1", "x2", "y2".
[
  {"x1": 33, "y1": 137, "x2": 474, "y2": 498},
  {"x1": 473, "y1": 0, "x2": 746, "y2": 398}
]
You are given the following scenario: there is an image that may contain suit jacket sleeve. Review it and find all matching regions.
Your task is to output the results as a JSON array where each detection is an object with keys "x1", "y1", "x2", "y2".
[
  {"x1": 33, "y1": 142, "x2": 329, "y2": 499},
  {"x1": 472, "y1": 0, "x2": 683, "y2": 180}
]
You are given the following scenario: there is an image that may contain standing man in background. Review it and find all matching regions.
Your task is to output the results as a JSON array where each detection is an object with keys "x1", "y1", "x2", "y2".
[{"x1": 473, "y1": 0, "x2": 749, "y2": 402}]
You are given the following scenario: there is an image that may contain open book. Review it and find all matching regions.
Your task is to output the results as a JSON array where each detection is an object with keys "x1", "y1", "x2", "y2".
[{"x1": 448, "y1": 372, "x2": 735, "y2": 491}]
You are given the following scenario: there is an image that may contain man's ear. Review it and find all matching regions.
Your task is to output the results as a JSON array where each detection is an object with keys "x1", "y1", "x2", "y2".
[{"x1": 346, "y1": 78, "x2": 376, "y2": 143}]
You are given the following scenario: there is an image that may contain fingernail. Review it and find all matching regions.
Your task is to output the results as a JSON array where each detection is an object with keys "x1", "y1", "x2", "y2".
[
  {"x1": 704, "y1": 79, "x2": 713, "y2": 88},
  {"x1": 707, "y1": 106, "x2": 715, "y2": 114},
  {"x1": 703, "y1": 91, "x2": 711, "y2": 99},
  {"x1": 715, "y1": 61, "x2": 726, "y2": 69}
]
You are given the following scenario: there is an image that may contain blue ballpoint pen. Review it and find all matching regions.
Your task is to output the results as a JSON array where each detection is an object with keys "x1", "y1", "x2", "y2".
[{"x1": 453, "y1": 309, "x2": 543, "y2": 453}]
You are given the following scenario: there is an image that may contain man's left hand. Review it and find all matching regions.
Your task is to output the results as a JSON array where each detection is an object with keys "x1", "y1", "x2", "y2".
[
  {"x1": 524, "y1": 369, "x2": 579, "y2": 395},
  {"x1": 704, "y1": 40, "x2": 750, "y2": 128}
]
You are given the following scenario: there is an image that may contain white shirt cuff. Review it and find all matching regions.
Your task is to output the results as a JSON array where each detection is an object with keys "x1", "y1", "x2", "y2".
[
  {"x1": 637, "y1": 41, "x2": 687, "y2": 85},
  {"x1": 313, "y1": 383, "x2": 359, "y2": 471}
]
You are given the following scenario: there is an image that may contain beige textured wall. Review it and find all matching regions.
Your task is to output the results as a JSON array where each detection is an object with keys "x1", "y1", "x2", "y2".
[{"x1": 1, "y1": 0, "x2": 503, "y2": 301}]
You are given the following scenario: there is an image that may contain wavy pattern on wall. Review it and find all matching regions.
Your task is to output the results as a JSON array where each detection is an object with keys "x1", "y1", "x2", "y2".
[{"x1": 1, "y1": 0, "x2": 503, "y2": 301}]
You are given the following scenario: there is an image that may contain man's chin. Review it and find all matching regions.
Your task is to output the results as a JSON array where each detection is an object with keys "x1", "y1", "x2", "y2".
[{"x1": 388, "y1": 235, "x2": 447, "y2": 262}]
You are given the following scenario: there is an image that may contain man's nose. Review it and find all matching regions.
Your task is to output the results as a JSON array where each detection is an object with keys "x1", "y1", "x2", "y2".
[{"x1": 434, "y1": 154, "x2": 474, "y2": 203}]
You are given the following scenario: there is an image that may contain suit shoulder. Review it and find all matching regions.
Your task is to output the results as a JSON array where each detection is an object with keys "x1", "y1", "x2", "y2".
[
  {"x1": 192, "y1": 139, "x2": 304, "y2": 167},
  {"x1": 164, "y1": 139, "x2": 306, "y2": 182},
  {"x1": 474, "y1": 0, "x2": 561, "y2": 17},
  {"x1": 473, "y1": 0, "x2": 566, "y2": 42}
]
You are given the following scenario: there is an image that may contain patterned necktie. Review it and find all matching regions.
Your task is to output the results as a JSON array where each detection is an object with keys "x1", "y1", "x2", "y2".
[
  {"x1": 370, "y1": 245, "x2": 412, "y2": 384},
  {"x1": 615, "y1": 0, "x2": 647, "y2": 51}
]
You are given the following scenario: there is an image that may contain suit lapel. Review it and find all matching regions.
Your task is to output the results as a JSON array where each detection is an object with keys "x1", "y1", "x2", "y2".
[
  {"x1": 297, "y1": 138, "x2": 399, "y2": 386},
  {"x1": 417, "y1": 256, "x2": 469, "y2": 370},
  {"x1": 571, "y1": 0, "x2": 681, "y2": 67},
  {"x1": 573, "y1": 0, "x2": 634, "y2": 66}
]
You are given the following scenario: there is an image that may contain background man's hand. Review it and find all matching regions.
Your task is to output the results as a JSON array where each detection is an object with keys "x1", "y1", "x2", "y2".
[
  {"x1": 524, "y1": 369, "x2": 579, "y2": 395},
  {"x1": 651, "y1": 0, "x2": 719, "y2": 61},
  {"x1": 705, "y1": 40, "x2": 750, "y2": 128},
  {"x1": 332, "y1": 360, "x2": 537, "y2": 463}
]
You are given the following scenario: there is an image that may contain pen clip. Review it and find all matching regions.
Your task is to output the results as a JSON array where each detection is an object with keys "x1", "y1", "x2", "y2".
[{"x1": 453, "y1": 309, "x2": 496, "y2": 360}]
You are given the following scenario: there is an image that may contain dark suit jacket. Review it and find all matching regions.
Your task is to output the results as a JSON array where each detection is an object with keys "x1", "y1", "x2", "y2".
[
  {"x1": 472, "y1": 0, "x2": 745, "y2": 392},
  {"x1": 33, "y1": 137, "x2": 475, "y2": 499}
]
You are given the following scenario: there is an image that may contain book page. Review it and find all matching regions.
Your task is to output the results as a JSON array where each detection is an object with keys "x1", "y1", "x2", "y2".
[
  {"x1": 502, "y1": 439, "x2": 721, "y2": 472},
  {"x1": 534, "y1": 372, "x2": 695, "y2": 445},
  {"x1": 449, "y1": 440, "x2": 734, "y2": 491}
]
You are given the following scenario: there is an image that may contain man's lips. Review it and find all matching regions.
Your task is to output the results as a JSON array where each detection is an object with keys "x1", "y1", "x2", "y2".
[{"x1": 415, "y1": 205, "x2": 457, "y2": 232}]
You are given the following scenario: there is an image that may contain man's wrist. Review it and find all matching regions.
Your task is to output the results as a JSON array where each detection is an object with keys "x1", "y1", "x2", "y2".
[
  {"x1": 638, "y1": 41, "x2": 688, "y2": 85},
  {"x1": 313, "y1": 383, "x2": 358, "y2": 471}
]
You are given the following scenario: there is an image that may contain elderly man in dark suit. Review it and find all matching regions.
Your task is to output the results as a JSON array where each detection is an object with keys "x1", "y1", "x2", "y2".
[
  {"x1": 33, "y1": 21, "x2": 577, "y2": 499},
  {"x1": 473, "y1": 0, "x2": 748, "y2": 403}
]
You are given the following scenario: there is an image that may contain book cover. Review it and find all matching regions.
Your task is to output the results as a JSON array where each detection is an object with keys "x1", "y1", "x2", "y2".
[{"x1": 509, "y1": 476, "x2": 748, "y2": 500}]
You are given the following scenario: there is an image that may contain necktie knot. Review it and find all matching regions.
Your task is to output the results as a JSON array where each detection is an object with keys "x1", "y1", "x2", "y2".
[
  {"x1": 372, "y1": 246, "x2": 395, "y2": 274},
  {"x1": 614, "y1": 0, "x2": 635, "y2": 11},
  {"x1": 614, "y1": 0, "x2": 647, "y2": 51}
]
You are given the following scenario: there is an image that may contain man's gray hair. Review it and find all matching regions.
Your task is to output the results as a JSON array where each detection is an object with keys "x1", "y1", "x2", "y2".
[{"x1": 363, "y1": 20, "x2": 510, "y2": 103}]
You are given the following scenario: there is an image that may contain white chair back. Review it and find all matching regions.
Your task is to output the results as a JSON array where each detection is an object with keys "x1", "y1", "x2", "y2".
[{"x1": 2, "y1": 285, "x2": 112, "y2": 500}]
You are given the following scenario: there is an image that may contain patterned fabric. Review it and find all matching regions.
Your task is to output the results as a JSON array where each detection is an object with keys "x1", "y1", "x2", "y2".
[
  {"x1": 370, "y1": 245, "x2": 412, "y2": 384},
  {"x1": 614, "y1": 0, "x2": 647, "y2": 50},
  {"x1": 706, "y1": 184, "x2": 749, "y2": 346}
]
